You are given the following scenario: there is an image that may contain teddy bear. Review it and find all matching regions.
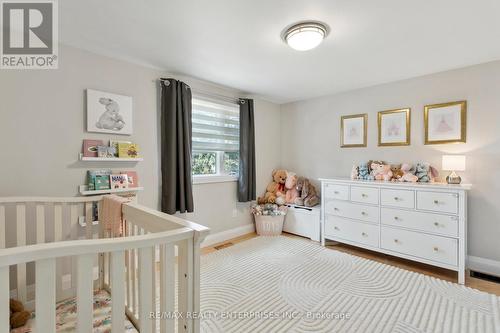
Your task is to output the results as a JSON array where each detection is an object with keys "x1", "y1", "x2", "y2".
[
  {"x1": 10, "y1": 298, "x2": 30, "y2": 329},
  {"x1": 95, "y1": 97, "x2": 126, "y2": 131},
  {"x1": 357, "y1": 163, "x2": 374, "y2": 180},
  {"x1": 371, "y1": 162, "x2": 393, "y2": 181},
  {"x1": 294, "y1": 177, "x2": 319, "y2": 207},
  {"x1": 285, "y1": 171, "x2": 300, "y2": 204},
  {"x1": 391, "y1": 164, "x2": 404, "y2": 181},
  {"x1": 399, "y1": 163, "x2": 418, "y2": 182},
  {"x1": 257, "y1": 169, "x2": 287, "y2": 204}
]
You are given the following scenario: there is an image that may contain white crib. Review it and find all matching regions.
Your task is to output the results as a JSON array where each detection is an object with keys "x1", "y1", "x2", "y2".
[{"x1": 0, "y1": 196, "x2": 209, "y2": 333}]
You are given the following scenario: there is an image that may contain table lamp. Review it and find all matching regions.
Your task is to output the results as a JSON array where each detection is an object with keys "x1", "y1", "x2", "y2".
[{"x1": 442, "y1": 155, "x2": 466, "y2": 184}]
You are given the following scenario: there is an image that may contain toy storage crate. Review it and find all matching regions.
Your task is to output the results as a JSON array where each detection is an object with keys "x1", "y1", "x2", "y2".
[
  {"x1": 254, "y1": 214, "x2": 285, "y2": 236},
  {"x1": 283, "y1": 204, "x2": 321, "y2": 241}
]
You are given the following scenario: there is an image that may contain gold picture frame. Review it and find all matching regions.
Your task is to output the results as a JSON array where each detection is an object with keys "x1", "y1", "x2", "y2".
[
  {"x1": 340, "y1": 114, "x2": 367, "y2": 148},
  {"x1": 377, "y1": 108, "x2": 411, "y2": 146},
  {"x1": 424, "y1": 101, "x2": 467, "y2": 145}
]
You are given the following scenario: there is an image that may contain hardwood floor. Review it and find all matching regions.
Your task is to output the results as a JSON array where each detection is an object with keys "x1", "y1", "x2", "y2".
[{"x1": 201, "y1": 232, "x2": 500, "y2": 296}]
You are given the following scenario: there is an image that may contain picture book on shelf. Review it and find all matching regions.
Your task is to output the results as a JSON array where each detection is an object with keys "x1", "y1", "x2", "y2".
[
  {"x1": 82, "y1": 139, "x2": 104, "y2": 157},
  {"x1": 120, "y1": 171, "x2": 138, "y2": 188},
  {"x1": 110, "y1": 174, "x2": 129, "y2": 189},
  {"x1": 87, "y1": 169, "x2": 112, "y2": 191},
  {"x1": 110, "y1": 140, "x2": 131, "y2": 157},
  {"x1": 118, "y1": 143, "x2": 139, "y2": 158}
]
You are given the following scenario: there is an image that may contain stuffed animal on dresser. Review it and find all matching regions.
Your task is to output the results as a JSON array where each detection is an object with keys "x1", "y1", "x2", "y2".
[
  {"x1": 391, "y1": 164, "x2": 404, "y2": 181},
  {"x1": 371, "y1": 162, "x2": 393, "y2": 181},
  {"x1": 294, "y1": 177, "x2": 319, "y2": 207},
  {"x1": 415, "y1": 162, "x2": 439, "y2": 183},
  {"x1": 350, "y1": 165, "x2": 359, "y2": 180},
  {"x1": 257, "y1": 169, "x2": 288, "y2": 204},
  {"x1": 357, "y1": 163, "x2": 374, "y2": 180},
  {"x1": 399, "y1": 163, "x2": 418, "y2": 182},
  {"x1": 285, "y1": 171, "x2": 300, "y2": 204}
]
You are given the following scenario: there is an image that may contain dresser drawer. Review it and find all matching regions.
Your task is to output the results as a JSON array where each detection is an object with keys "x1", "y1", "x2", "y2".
[
  {"x1": 381, "y1": 189, "x2": 415, "y2": 209},
  {"x1": 325, "y1": 215, "x2": 379, "y2": 247},
  {"x1": 381, "y1": 208, "x2": 458, "y2": 237},
  {"x1": 324, "y1": 184, "x2": 349, "y2": 201},
  {"x1": 417, "y1": 191, "x2": 458, "y2": 214},
  {"x1": 325, "y1": 200, "x2": 379, "y2": 223},
  {"x1": 351, "y1": 186, "x2": 379, "y2": 205},
  {"x1": 381, "y1": 226, "x2": 458, "y2": 266}
]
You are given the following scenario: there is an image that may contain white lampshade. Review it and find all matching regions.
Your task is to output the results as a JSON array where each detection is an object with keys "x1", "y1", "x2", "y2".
[{"x1": 442, "y1": 155, "x2": 466, "y2": 171}]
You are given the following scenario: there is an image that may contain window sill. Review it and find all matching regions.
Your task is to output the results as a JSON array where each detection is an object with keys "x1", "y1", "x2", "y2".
[{"x1": 192, "y1": 175, "x2": 238, "y2": 185}]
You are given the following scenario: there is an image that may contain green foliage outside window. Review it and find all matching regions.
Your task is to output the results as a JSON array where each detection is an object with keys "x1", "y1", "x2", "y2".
[{"x1": 192, "y1": 152, "x2": 216, "y2": 175}]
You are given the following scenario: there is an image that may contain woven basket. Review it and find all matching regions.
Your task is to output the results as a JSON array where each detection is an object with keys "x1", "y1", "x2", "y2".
[{"x1": 254, "y1": 214, "x2": 285, "y2": 236}]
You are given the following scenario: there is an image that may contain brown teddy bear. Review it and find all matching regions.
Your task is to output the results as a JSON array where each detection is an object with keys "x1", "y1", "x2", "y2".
[
  {"x1": 391, "y1": 164, "x2": 404, "y2": 181},
  {"x1": 10, "y1": 298, "x2": 30, "y2": 329},
  {"x1": 257, "y1": 169, "x2": 287, "y2": 204}
]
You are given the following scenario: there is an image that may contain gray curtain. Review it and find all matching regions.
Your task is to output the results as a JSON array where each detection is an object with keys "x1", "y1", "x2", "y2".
[
  {"x1": 238, "y1": 98, "x2": 256, "y2": 202},
  {"x1": 160, "y1": 78, "x2": 194, "y2": 214}
]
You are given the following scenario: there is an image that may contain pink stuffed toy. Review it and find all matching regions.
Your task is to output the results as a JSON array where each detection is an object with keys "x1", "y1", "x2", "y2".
[
  {"x1": 285, "y1": 171, "x2": 299, "y2": 204},
  {"x1": 399, "y1": 163, "x2": 418, "y2": 182},
  {"x1": 371, "y1": 162, "x2": 393, "y2": 181}
]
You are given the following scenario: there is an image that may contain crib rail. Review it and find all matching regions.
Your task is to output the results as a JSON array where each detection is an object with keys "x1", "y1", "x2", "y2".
[{"x1": 0, "y1": 197, "x2": 209, "y2": 333}]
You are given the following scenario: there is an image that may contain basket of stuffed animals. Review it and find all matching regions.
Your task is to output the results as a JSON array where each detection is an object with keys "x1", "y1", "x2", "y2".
[{"x1": 251, "y1": 204, "x2": 287, "y2": 236}]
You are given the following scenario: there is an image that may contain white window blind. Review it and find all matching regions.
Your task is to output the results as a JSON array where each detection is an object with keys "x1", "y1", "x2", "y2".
[{"x1": 192, "y1": 98, "x2": 240, "y2": 152}]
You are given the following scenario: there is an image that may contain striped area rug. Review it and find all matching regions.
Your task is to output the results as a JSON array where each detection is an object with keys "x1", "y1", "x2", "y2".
[{"x1": 200, "y1": 236, "x2": 500, "y2": 333}]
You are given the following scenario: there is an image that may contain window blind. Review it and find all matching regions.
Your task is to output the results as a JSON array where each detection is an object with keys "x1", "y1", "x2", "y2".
[{"x1": 192, "y1": 98, "x2": 240, "y2": 152}]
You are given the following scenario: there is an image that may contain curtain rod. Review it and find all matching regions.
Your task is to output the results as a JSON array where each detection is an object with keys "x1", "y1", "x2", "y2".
[{"x1": 156, "y1": 78, "x2": 241, "y2": 105}]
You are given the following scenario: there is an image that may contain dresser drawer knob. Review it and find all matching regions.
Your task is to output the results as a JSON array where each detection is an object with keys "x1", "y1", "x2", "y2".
[
  {"x1": 362, "y1": 232, "x2": 367, "y2": 237},
  {"x1": 334, "y1": 191, "x2": 339, "y2": 194},
  {"x1": 334, "y1": 226, "x2": 339, "y2": 231},
  {"x1": 394, "y1": 197, "x2": 399, "y2": 201},
  {"x1": 394, "y1": 239, "x2": 399, "y2": 243},
  {"x1": 361, "y1": 193, "x2": 367, "y2": 198},
  {"x1": 433, "y1": 246, "x2": 439, "y2": 252},
  {"x1": 394, "y1": 216, "x2": 399, "y2": 221},
  {"x1": 334, "y1": 207, "x2": 339, "y2": 211},
  {"x1": 361, "y1": 211, "x2": 367, "y2": 216},
  {"x1": 434, "y1": 200, "x2": 439, "y2": 204},
  {"x1": 434, "y1": 222, "x2": 439, "y2": 227}
]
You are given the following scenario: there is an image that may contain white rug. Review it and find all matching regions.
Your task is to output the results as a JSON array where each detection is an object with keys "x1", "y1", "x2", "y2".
[{"x1": 200, "y1": 236, "x2": 500, "y2": 333}]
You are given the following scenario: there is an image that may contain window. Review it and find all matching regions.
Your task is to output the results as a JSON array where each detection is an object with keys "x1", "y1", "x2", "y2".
[{"x1": 192, "y1": 97, "x2": 239, "y2": 182}]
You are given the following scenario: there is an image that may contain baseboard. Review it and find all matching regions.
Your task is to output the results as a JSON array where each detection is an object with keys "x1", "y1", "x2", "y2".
[
  {"x1": 201, "y1": 224, "x2": 255, "y2": 248},
  {"x1": 467, "y1": 255, "x2": 500, "y2": 277}
]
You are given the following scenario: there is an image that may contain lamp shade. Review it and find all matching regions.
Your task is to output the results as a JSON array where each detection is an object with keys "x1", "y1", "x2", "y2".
[{"x1": 442, "y1": 155, "x2": 466, "y2": 171}]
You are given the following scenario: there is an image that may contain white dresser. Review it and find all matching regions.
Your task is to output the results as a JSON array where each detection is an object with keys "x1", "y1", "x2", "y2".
[{"x1": 320, "y1": 178, "x2": 471, "y2": 284}]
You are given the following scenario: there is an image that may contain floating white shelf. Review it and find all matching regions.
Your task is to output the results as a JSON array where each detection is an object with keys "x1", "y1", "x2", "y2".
[
  {"x1": 79, "y1": 153, "x2": 143, "y2": 162},
  {"x1": 79, "y1": 185, "x2": 144, "y2": 196}
]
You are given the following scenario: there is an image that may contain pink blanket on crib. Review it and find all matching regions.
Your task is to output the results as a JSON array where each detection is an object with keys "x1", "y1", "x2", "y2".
[{"x1": 101, "y1": 195, "x2": 130, "y2": 237}]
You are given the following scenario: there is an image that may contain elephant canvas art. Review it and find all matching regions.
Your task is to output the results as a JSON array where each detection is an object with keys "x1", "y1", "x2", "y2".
[{"x1": 87, "y1": 89, "x2": 133, "y2": 135}]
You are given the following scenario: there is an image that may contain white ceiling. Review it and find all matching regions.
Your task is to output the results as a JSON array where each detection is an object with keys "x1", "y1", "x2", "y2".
[{"x1": 60, "y1": 0, "x2": 500, "y2": 103}]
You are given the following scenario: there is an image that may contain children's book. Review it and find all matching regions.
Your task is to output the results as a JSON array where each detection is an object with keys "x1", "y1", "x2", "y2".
[
  {"x1": 120, "y1": 171, "x2": 138, "y2": 188},
  {"x1": 87, "y1": 169, "x2": 112, "y2": 191},
  {"x1": 83, "y1": 139, "x2": 104, "y2": 157},
  {"x1": 110, "y1": 174, "x2": 129, "y2": 189}
]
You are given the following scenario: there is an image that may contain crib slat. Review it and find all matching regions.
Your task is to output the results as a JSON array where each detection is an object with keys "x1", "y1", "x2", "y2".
[
  {"x1": 0, "y1": 206, "x2": 5, "y2": 249},
  {"x1": 36, "y1": 204, "x2": 45, "y2": 244},
  {"x1": 16, "y1": 204, "x2": 27, "y2": 304},
  {"x1": 139, "y1": 247, "x2": 153, "y2": 333},
  {"x1": 178, "y1": 239, "x2": 194, "y2": 333},
  {"x1": 0, "y1": 266, "x2": 9, "y2": 333},
  {"x1": 131, "y1": 226, "x2": 138, "y2": 316},
  {"x1": 111, "y1": 251, "x2": 125, "y2": 333},
  {"x1": 54, "y1": 204, "x2": 62, "y2": 241},
  {"x1": 76, "y1": 254, "x2": 94, "y2": 333},
  {"x1": 35, "y1": 258, "x2": 56, "y2": 333},
  {"x1": 85, "y1": 202, "x2": 93, "y2": 239},
  {"x1": 160, "y1": 243, "x2": 175, "y2": 333}
]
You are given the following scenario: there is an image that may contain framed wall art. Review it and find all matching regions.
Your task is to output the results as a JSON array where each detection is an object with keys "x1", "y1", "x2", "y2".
[
  {"x1": 378, "y1": 108, "x2": 410, "y2": 146},
  {"x1": 424, "y1": 101, "x2": 466, "y2": 144},
  {"x1": 341, "y1": 114, "x2": 367, "y2": 148},
  {"x1": 87, "y1": 89, "x2": 133, "y2": 135}
]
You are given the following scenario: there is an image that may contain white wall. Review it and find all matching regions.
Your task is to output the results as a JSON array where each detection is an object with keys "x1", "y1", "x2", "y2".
[
  {"x1": 280, "y1": 61, "x2": 500, "y2": 263},
  {"x1": 0, "y1": 45, "x2": 281, "y2": 234}
]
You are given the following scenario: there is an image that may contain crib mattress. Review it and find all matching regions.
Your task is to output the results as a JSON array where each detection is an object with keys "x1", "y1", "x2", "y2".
[{"x1": 11, "y1": 290, "x2": 137, "y2": 333}]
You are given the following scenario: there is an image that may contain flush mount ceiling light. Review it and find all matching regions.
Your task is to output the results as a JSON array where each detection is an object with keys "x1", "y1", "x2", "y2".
[{"x1": 283, "y1": 21, "x2": 329, "y2": 51}]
